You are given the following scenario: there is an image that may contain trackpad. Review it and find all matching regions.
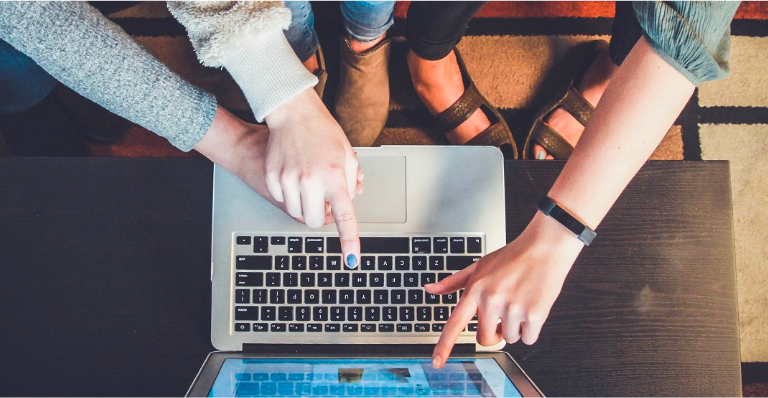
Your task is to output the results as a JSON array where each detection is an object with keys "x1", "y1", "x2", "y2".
[{"x1": 353, "y1": 156, "x2": 406, "y2": 223}]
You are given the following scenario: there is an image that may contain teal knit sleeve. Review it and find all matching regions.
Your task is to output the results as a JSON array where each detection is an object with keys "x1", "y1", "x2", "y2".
[{"x1": 633, "y1": 1, "x2": 740, "y2": 86}]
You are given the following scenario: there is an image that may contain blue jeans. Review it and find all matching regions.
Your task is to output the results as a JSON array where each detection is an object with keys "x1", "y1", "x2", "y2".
[
  {"x1": 284, "y1": 1, "x2": 395, "y2": 62},
  {"x1": 0, "y1": 39, "x2": 58, "y2": 114}
]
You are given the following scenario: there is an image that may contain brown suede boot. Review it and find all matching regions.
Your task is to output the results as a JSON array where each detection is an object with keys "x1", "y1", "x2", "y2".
[
  {"x1": 334, "y1": 37, "x2": 391, "y2": 147},
  {"x1": 313, "y1": 43, "x2": 328, "y2": 100}
]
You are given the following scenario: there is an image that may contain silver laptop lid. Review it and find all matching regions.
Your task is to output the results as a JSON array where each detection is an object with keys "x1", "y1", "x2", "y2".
[{"x1": 211, "y1": 146, "x2": 506, "y2": 351}]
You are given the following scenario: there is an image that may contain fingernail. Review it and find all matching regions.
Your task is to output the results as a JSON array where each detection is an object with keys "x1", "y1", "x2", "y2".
[
  {"x1": 432, "y1": 355, "x2": 441, "y2": 368},
  {"x1": 536, "y1": 151, "x2": 545, "y2": 160},
  {"x1": 347, "y1": 254, "x2": 358, "y2": 269}
]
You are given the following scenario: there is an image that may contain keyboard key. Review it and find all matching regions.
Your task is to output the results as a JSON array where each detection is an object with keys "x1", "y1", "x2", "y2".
[
  {"x1": 305, "y1": 237, "x2": 324, "y2": 253},
  {"x1": 429, "y1": 256, "x2": 445, "y2": 270},
  {"x1": 339, "y1": 290, "x2": 354, "y2": 304},
  {"x1": 408, "y1": 290, "x2": 424, "y2": 304},
  {"x1": 468, "y1": 323, "x2": 478, "y2": 332},
  {"x1": 307, "y1": 323, "x2": 322, "y2": 332},
  {"x1": 343, "y1": 324, "x2": 359, "y2": 332},
  {"x1": 296, "y1": 307, "x2": 311, "y2": 321},
  {"x1": 435, "y1": 307, "x2": 449, "y2": 321},
  {"x1": 266, "y1": 273, "x2": 281, "y2": 287},
  {"x1": 301, "y1": 273, "x2": 315, "y2": 287},
  {"x1": 421, "y1": 273, "x2": 436, "y2": 286},
  {"x1": 236, "y1": 236, "x2": 251, "y2": 245},
  {"x1": 432, "y1": 323, "x2": 445, "y2": 332},
  {"x1": 391, "y1": 290, "x2": 406, "y2": 304},
  {"x1": 438, "y1": 273, "x2": 452, "y2": 282},
  {"x1": 360, "y1": 256, "x2": 375, "y2": 270},
  {"x1": 253, "y1": 241, "x2": 268, "y2": 253},
  {"x1": 270, "y1": 290, "x2": 285, "y2": 304},
  {"x1": 361, "y1": 324, "x2": 376, "y2": 332},
  {"x1": 278, "y1": 306, "x2": 293, "y2": 321},
  {"x1": 236, "y1": 272, "x2": 263, "y2": 287},
  {"x1": 304, "y1": 290, "x2": 319, "y2": 304},
  {"x1": 415, "y1": 323, "x2": 430, "y2": 332},
  {"x1": 434, "y1": 237, "x2": 448, "y2": 253},
  {"x1": 327, "y1": 237, "x2": 410, "y2": 254},
  {"x1": 322, "y1": 290, "x2": 337, "y2": 304},
  {"x1": 387, "y1": 273, "x2": 401, "y2": 287},
  {"x1": 450, "y1": 237, "x2": 465, "y2": 253},
  {"x1": 335, "y1": 273, "x2": 350, "y2": 287},
  {"x1": 417, "y1": 306, "x2": 432, "y2": 321},
  {"x1": 356, "y1": 290, "x2": 371, "y2": 304},
  {"x1": 397, "y1": 324, "x2": 413, "y2": 332},
  {"x1": 326, "y1": 256, "x2": 342, "y2": 270},
  {"x1": 348, "y1": 307, "x2": 363, "y2": 322},
  {"x1": 352, "y1": 273, "x2": 367, "y2": 287},
  {"x1": 261, "y1": 306, "x2": 276, "y2": 321},
  {"x1": 412, "y1": 256, "x2": 427, "y2": 271},
  {"x1": 395, "y1": 256, "x2": 410, "y2": 270},
  {"x1": 235, "y1": 323, "x2": 250, "y2": 332},
  {"x1": 318, "y1": 273, "x2": 333, "y2": 287},
  {"x1": 275, "y1": 256, "x2": 289, "y2": 270},
  {"x1": 236, "y1": 255, "x2": 271, "y2": 270},
  {"x1": 309, "y1": 256, "x2": 324, "y2": 270},
  {"x1": 312, "y1": 306, "x2": 328, "y2": 321},
  {"x1": 235, "y1": 289, "x2": 250, "y2": 304},
  {"x1": 235, "y1": 306, "x2": 259, "y2": 321},
  {"x1": 378, "y1": 256, "x2": 393, "y2": 270},
  {"x1": 447, "y1": 256, "x2": 481, "y2": 271},
  {"x1": 382, "y1": 307, "x2": 397, "y2": 322},
  {"x1": 283, "y1": 272, "x2": 298, "y2": 287},
  {"x1": 289, "y1": 323, "x2": 305, "y2": 332},
  {"x1": 288, "y1": 237, "x2": 302, "y2": 253},
  {"x1": 412, "y1": 237, "x2": 431, "y2": 254},
  {"x1": 467, "y1": 237, "x2": 482, "y2": 253},
  {"x1": 370, "y1": 273, "x2": 384, "y2": 287},
  {"x1": 291, "y1": 256, "x2": 306, "y2": 270},
  {"x1": 399, "y1": 306, "x2": 414, "y2": 321},
  {"x1": 443, "y1": 292, "x2": 458, "y2": 304},
  {"x1": 331, "y1": 307, "x2": 345, "y2": 322},
  {"x1": 271, "y1": 236, "x2": 285, "y2": 245},
  {"x1": 379, "y1": 324, "x2": 395, "y2": 332},
  {"x1": 403, "y1": 273, "x2": 418, "y2": 287},
  {"x1": 271, "y1": 323, "x2": 286, "y2": 332},
  {"x1": 365, "y1": 306, "x2": 380, "y2": 321},
  {"x1": 373, "y1": 290, "x2": 388, "y2": 304},
  {"x1": 253, "y1": 289, "x2": 267, "y2": 304},
  {"x1": 287, "y1": 290, "x2": 302, "y2": 304},
  {"x1": 425, "y1": 293, "x2": 440, "y2": 304},
  {"x1": 253, "y1": 323, "x2": 268, "y2": 332}
]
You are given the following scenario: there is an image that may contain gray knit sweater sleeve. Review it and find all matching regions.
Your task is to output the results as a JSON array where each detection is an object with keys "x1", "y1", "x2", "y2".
[
  {"x1": 0, "y1": 1, "x2": 217, "y2": 151},
  {"x1": 633, "y1": 1, "x2": 740, "y2": 86}
]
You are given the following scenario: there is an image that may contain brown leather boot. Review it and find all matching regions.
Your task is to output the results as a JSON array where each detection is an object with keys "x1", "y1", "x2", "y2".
[
  {"x1": 313, "y1": 43, "x2": 328, "y2": 100},
  {"x1": 334, "y1": 37, "x2": 391, "y2": 147}
]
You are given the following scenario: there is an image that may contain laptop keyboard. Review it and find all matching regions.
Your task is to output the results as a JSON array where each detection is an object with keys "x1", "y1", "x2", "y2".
[{"x1": 232, "y1": 234, "x2": 483, "y2": 335}]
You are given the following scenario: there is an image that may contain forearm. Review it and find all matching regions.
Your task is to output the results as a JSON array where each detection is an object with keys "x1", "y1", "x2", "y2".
[{"x1": 548, "y1": 37, "x2": 695, "y2": 230}]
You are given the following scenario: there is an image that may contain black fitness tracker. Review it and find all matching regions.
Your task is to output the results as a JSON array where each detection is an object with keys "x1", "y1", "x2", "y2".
[{"x1": 536, "y1": 196, "x2": 596, "y2": 246}]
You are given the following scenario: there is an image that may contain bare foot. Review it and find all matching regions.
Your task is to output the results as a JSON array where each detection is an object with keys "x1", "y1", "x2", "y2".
[
  {"x1": 407, "y1": 49, "x2": 490, "y2": 145},
  {"x1": 533, "y1": 49, "x2": 618, "y2": 159}
]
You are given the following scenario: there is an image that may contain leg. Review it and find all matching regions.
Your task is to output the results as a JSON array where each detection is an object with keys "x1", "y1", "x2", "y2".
[
  {"x1": 335, "y1": 1, "x2": 396, "y2": 146},
  {"x1": 282, "y1": 1, "x2": 320, "y2": 71},
  {"x1": 405, "y1": 2, "x2": 491, "y2": 145},
  {"x1": 0, "y1": 39, "x2": 58, "y2": 114}
]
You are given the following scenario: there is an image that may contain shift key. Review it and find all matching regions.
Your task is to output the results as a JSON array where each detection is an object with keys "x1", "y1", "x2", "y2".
[{"x1": 236, "y1": 255, "x2": 272, "y2": 270}]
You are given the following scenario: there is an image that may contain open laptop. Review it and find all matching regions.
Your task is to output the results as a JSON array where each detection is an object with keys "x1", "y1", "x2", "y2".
[{"x1": 189, "y1": 146, "x2": 543, "y2": 397}]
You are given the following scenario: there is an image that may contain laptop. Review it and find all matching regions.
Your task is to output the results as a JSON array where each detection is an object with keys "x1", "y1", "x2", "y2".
[{"x1": 189, "y1": 146, "x2": 543, "y2": 397}]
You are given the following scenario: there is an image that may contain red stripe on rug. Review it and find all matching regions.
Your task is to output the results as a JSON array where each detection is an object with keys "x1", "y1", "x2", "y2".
[
  {"x1": 736, "y1": 1, "x2": 768, "y2": 20},
  {"x1": 88, "y1": 126, "x2": 201, "y2": 158}
]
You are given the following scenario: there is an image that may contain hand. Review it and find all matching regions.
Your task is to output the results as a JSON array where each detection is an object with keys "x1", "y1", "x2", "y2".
[
  {"x1": 427, "y1": 212, "x2": 585, "y2": 368},
  {"x1": 264, "y1": 89, "x2": 362, "y2": 267}
]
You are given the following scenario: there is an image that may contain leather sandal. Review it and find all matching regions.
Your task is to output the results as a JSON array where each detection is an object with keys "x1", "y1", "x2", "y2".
[
  {"x1": 523, "y1": 40, "x2": 608, "y2": 159},
  {"x1": 433, "y1": 47, "x2": 517, "y2": 159}
]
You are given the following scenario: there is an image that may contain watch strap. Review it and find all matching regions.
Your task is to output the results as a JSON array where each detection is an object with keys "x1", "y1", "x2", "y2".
[{"x1": 536, "y1": 196, "x2": 596, "y2": 246}]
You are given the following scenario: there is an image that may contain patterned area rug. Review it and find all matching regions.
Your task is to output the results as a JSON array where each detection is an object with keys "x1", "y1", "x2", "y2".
[{"x1": 31, "y1": 1, "x2": 768, "y2": 395}]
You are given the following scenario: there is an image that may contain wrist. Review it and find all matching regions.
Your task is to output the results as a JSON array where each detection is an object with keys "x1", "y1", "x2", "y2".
[
  {"x1": 525, "y1": 211, "x2": 587, "y2": 251},
  {"x1": 263, "y1": 88, "x2": 322, "y2": 129}
]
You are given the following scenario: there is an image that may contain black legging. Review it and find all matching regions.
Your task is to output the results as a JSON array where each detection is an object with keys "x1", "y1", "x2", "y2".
[{"x1": 406, "y1": 1, "x2": 644, "y2": 68}]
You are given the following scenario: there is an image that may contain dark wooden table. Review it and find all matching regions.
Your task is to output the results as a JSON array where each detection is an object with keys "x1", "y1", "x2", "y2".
[{"x1": 0, "y1": 158, "x2": 740, "y2": 397}]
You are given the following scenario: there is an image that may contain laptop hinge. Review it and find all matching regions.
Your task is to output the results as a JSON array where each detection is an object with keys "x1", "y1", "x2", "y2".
[{"x1": 242, "y1": 344, "x2": 476, "y2": 356}]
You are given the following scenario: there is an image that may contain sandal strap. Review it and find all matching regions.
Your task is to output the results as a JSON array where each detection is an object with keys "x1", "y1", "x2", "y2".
[
  {"x1": 465, "y1": 120, "x2": 514, "y2": 147},
  {"x1": 433, "y1": 83, "x2": 486, "y2": 132},
  {"x1": 560, "y1": 86, "x2": 594, "y2": 126},
  {"x1": 530, "y1": 119, "x2": 574, "y2": 159}
]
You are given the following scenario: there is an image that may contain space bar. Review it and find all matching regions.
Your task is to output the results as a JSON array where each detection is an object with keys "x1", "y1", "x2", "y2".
[{"x1": 327, "y1": 237, "x2": 410, "y2": 254}]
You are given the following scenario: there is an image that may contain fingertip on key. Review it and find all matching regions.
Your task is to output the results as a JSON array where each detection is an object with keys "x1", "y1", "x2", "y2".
[{"x1": 347, "y1": 254, "x2": 358, "y2": 269}]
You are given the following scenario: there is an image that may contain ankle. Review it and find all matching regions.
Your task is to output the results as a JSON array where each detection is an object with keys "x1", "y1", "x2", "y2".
[
  {"x1": 347, "y1": 34, "x2": 385, "y2": 54},
  {"x1": 302, "y1": 54, "x2": 320, "y2": 75}
]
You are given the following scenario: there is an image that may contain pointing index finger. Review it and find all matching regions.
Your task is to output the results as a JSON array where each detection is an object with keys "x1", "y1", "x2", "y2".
[
  {"x1": 432, "y1": 296, "x2": 478, "y2": 368},
  {"x1": 326, "y1": 183, "x2": 360, "y2": 268}
]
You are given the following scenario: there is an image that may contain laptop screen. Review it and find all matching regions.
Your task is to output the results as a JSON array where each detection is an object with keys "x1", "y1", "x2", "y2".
[{"x1": 209, "y1": 358, "x2": 522, "y2": 397}]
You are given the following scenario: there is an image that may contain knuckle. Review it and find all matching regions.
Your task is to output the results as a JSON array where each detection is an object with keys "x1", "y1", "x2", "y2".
[{"x1": 334, "y1": 211, "x2": 356, "y2": 225}]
